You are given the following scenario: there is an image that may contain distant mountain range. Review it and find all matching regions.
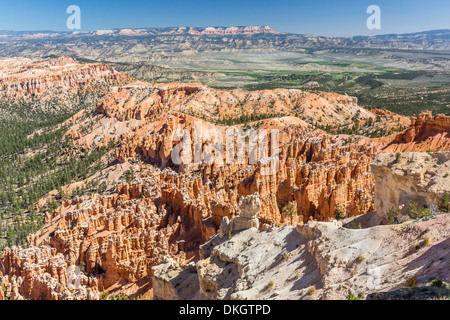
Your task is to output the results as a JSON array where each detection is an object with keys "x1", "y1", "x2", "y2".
[
  {"x1": 355, "y1": 29, "x2": 450, "y2": 41},
  {"x1": 0, "y1": 26, "x2": 279, "y2": 40},
  {"x1": 1, "y1": 26, "x2": 449, "y2": 41},
  {"x1": 0, "y1": 26, "x2": 448, "y2": 53}
]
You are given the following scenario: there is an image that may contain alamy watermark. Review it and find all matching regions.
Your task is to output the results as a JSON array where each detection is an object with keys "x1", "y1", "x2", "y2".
[
  {"x1": 67, "y1": 5, "x2": 81, "y2": 30},
  {"x1": 64, "y1": 5, "x2": 381, "y2": 33},
  {"x1": 367, "y1": 5, "x2": 381, "y2": 30}
]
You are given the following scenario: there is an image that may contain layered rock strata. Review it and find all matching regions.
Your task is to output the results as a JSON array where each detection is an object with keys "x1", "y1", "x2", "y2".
[
  {"x1": 0, "y1": 56, "x2": 131, "y2": 98},
  {"x1": 361, "y1": 111, "x2": 450, "y2": 153}
]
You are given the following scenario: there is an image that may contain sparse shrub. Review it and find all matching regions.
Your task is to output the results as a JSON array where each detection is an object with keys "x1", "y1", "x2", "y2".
[
  {"x1": 227, "y1": 230, "x2": 232, "y2": 240},
  {"x1": 408, "y1": 200, "x2": 431, "y2": 219},
  {"x1": 386, "y1": 206, "x2": 404, "y2": 224},
  {"x1": 307, "y1": 285, "x2": 316, "y2": 296},
  {"x1": 356, "y1": 255, "x2": 366, "y2": 263},
  {"x1": 281, "y1": 252, "x2": 290, "y2": 261},
  {"x1": 395, "y1": 152, "x2": 402, "y2": 163},
  {"x1": 431, "y1": 279, "x2": 445, "y2": 288},
  {"x1": 101, "y1": 290, "x2": 110, "y2": 300},
  {"x1": 351, "y1": 220, "x2": 362, "y2": 229},
  {"x1": 268, "y1": 280, "x2": 274, "y2": 288},
  {"x1": 439, "y1": 193, "x2": 449, "y2": 213},
  {"x1": 430, "y1": 279, "x2": 449, "y2": 292},
  {"x1": 346, "y1": 293, "x2": 360, "y2": 300},
  {"x1": 124, "y1": 168, "x2": 134, "y2": 184},
  {"x1": 79, "y1": 261, "x2": 87, "y2": 275},
  {"x1": 407, "y1": 276, "x2": 418, "y2": 288},
  {"x1": 334, "y1": 207, "x2": 345, "y2": 220},
  {"x1": 415, "y1": 237, "x2": 431, "y2": 250}
]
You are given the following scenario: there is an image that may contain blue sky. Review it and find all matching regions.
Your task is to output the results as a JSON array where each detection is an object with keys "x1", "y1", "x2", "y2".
[{"x1": 0, "y1": 0, "x2": 449, "y2": 36}]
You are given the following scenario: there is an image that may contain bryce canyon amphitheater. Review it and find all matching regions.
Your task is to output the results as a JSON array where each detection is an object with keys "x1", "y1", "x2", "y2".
[{"x1": 0, "y1": 56, "x2": 449, "y2": 301}]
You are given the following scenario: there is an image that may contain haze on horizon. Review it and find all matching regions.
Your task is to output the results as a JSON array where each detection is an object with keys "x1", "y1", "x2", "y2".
[{"x1": 0, "y1": 0, "x2": 449, "y2": 37}]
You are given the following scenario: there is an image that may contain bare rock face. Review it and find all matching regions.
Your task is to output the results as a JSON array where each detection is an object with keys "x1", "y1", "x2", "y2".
[
  {"x1": 0, "y1": 56, "x2": 132, "y2": 119},
  {"x1": 403, "y1": 112, "x2": 450, "y2": 146},
  {"x1": 218, "y1": 217, "x2": 230, "y2": 239},
  {"x1": 188, "y1": 25, "x2": 279, "y2": 36},
  {"x1": 361, "y1": 112, "x2": 450, "y2": 153},
  {"x1": 0, "y1": 245, "x2": 99, "y2": 300},
  {"x1": 0, "y1": 56, "x2": 131, "y2": 98},
  {"x1": 0, "y1": 283, "x2": 4, "y2": 300},
  {"x1": 230, "y1": 216, "x2": 259, "y2": 233},
  {"x1": 371, "y1": 152, "x2": 450, "y2": 220},
  {"x1": 152, "y1": 258, "x2": 199, "y2": 300},
  {"x1": 238, "y1": 194, "x2": 261, "y2": 219},
  {"x1": 97, "y1": 82, "x2": 375, "y2": 129},
  {"x1": 218, "y1": 193, "x2": 262, "y2": 238},
  {"x1": 154, "y1": 213, "x2": 450, "y2": 300},
  {"x1": 228, "y1": 194, "x2": 261, "y2": 233}
]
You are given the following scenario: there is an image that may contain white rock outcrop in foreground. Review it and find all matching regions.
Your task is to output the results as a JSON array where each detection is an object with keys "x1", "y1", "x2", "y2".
[
  {"x1": 153, "y1": 213, "x2": 450, "y2": 300},
  {"x1": 371, "y1": 152, "x2": 450, "y2": 220},
  {"x1": 218, "y1": 193, "x2": 261, "y2": 238}
]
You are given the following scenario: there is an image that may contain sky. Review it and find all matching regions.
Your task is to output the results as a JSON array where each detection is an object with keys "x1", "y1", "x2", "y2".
[{"x1": 0, "y1": 0, "x2": 449, "y2": 37}]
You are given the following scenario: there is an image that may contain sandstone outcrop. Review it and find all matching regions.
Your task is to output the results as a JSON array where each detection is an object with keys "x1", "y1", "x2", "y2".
[
  {"x1": 219, "y1": 193, "x2": 261, "y2": 237},
  {"x1": 94, "y1": 81, "x2": 376, "y2": 128},
  {"x1": 153, "y1": 213, "x2": 450, "y2": 300},
  {"x1": 188, "y1": 25, "x2": 279, "y2": 36},
  {"x1": 0, "y1": 56, "x2": 131, "y2": 98},
  {"x1": 105, "y1": 83, "x2": 376, "y2": 225},
  {"x1": 117, "y1": 112, "x2": 375, "y2": 224},
  {"x1": 1, "y1": 245, "x2": 98, "y2": 300},
  {"x1": 361, "y1": 111, "x2": 450, "y2": 153},
  {"x1": 0, "y1": 56, "x2": 132, "y2": 119},
  {"x1": 152, "y1": 258, "x2": 199, "y2": 300},
  {"x1": 0, "y1": 282, "x2": 4, "y2": 300},
  {"x1": 371, "y1": 152, "x2": 450, "y2": 220},
  {"x1": 0, "y1": 173, "x2": 205, "y2": 300}
]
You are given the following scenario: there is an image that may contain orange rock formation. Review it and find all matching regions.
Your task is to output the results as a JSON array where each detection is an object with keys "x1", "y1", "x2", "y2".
[
  {"x1": 0, "y1": 80, "x2": 377, "y2": 300},
  {"x1": 361, "y1": 111, "x2": 450, "y2": 152},
  {"x1": 1, "y1": 58, "x2": 447, "y2": 300},
  {"x1": 0, "y1": 56, "x2": 132, "y2": 99}
]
